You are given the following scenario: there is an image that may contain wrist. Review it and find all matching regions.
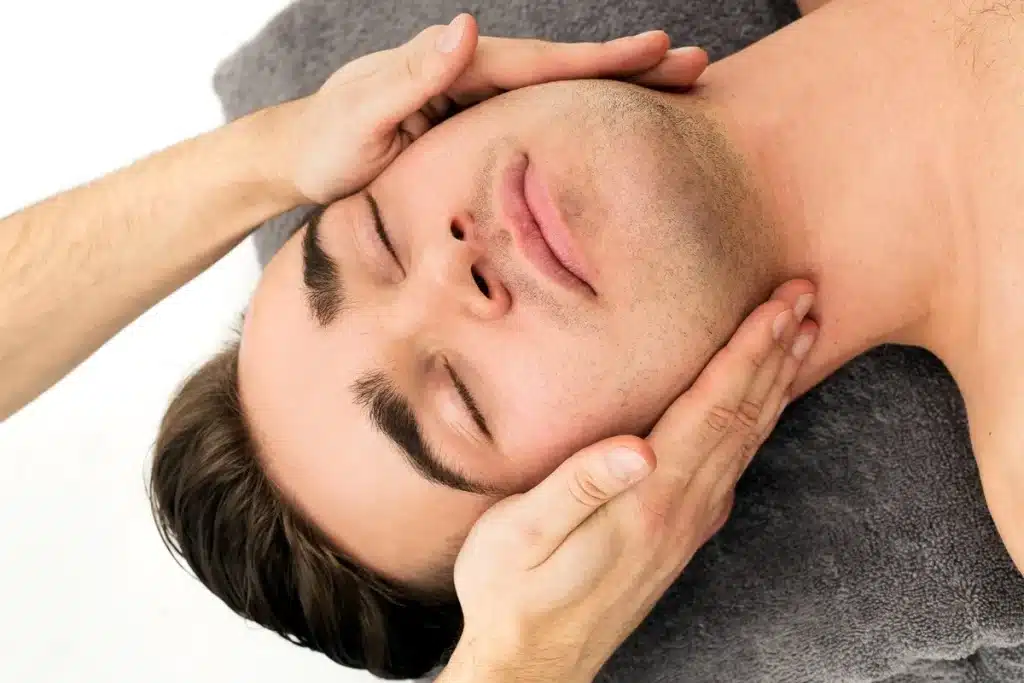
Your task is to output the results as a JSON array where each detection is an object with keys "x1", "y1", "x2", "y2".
[
  {"x1": 441, "y1": 634, "x2": 594, "y2": 683},
  {"x1": 240, "y1": 97, "x2": 313, "y2": 209},
  {"x1": 440, "y1": 641, "x2": 518, "y2": 683}
]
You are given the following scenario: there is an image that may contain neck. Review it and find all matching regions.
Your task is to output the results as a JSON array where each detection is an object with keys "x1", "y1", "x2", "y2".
[{"x1": 671, "y1": 0, "x2": 982, "y2": 395}]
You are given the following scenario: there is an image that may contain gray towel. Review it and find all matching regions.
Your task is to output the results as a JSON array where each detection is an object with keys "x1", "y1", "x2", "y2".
[{"x1": 213, "y1": 1, "x2": 1024, "y2": 681}]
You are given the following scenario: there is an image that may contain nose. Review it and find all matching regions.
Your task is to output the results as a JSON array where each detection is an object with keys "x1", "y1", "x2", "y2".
[{"x1": 423, "y1": 213, "x2": 510, "y2": 320}]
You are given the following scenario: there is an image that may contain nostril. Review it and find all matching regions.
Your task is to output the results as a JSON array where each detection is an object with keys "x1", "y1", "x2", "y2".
[
  {"x1": 471, "y1": 265, "x2": 491, "y2": 298},
  {"x1": 451, "y1": 223, "x2": 465, "y2": 241}
]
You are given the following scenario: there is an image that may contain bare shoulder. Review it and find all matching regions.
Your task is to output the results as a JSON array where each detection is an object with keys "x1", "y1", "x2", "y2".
[{"x1": 968, "y1": 389, "x2": 1024, "y2": 576}]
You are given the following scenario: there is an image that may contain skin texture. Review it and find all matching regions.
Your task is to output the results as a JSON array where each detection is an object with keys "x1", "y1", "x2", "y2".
[
  {"x1": 242, "y1": 0, "x2": 1024, "y2": 590},
  {"x1": 238, "y1": 80, "x2": 763, "y2": 583},
  {"x1": 700, "y1": 0, "x2": 1024, "y2": 575}
]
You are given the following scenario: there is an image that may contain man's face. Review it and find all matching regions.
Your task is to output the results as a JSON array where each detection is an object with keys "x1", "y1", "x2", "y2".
[{"x1": 239, "y1": 80, "x2": 719, "y2": 584}]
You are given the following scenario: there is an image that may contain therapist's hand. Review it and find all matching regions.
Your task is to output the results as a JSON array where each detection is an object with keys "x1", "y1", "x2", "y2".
[
  {"x1": 284, "y1": 13, "x2": 709, "y2": 204},
  {"x1": 441, "y1": 281, "x2": 818, "y2": 683}
]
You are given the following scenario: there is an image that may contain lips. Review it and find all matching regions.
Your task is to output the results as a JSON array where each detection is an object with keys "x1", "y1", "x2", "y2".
[{"x1": 500, "y1": 154, "x2": 595, "y2": 296}]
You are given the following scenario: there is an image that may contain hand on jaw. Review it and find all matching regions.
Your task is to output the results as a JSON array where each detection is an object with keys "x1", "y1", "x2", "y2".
[{"x1": 442, "y1": 280, "x2": 817, "y2": 683}]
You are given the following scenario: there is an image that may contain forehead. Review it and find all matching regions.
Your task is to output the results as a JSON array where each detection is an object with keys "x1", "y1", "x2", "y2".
[{"x1": 237, "y1": 218, "x2": 483, "y2": 581}]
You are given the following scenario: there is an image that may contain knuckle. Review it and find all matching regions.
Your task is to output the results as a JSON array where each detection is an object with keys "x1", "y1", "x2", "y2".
[
  {"x1": 736, "y1": 399, "x2": 762, "y2": 428},
  {"x1": 568, "y1": 470, "x2": 613, "y2": 508},
  {"x1": 704, "y1": 405, "x2": 733, "y2": 434}
]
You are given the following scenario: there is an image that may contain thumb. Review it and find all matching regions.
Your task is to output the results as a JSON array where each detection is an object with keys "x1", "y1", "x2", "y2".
[
  {"x1": 509, "y1": 436, "x2": 655, "y2": 568},
  {"x1": 370, "y1": 14, "x2": 478, "y2": 128}
]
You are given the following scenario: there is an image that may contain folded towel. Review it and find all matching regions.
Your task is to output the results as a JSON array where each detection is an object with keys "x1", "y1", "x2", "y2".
[{"x1": 214, "y1": 1, "x2": 1024, "y2": 680}]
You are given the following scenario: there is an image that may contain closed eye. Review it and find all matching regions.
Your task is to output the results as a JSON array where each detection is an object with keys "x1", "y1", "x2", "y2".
[
  {"x1": 366, "y1": 192, "x2": 400, "y2": 266},
  {"x1": 444, "y1": 360, "x2": 493, "y2": 441}
]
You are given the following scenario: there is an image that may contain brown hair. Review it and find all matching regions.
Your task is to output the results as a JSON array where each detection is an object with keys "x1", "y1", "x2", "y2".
[{"x1": 149, "y1": 340, "x2": 463, "y2": 680}]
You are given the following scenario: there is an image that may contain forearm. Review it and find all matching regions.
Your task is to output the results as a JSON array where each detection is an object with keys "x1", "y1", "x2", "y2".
[
  {"x1": 436, "y1": 639, "x2": 595, "y2": 683},
  {"x1": 0, "y1": 99, "x2": 306, "y2": 420}
]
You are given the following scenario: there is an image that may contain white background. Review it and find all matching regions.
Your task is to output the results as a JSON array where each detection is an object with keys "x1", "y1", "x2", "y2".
[{"x1": 0, "y1": 2, "x2": 378, "y2": 681}]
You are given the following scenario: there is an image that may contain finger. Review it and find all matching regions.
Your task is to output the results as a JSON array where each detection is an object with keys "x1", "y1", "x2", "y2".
[
  {"x1": 366, "y1": 14, "x2": 480, "y2": 129},
  {"x1": 447, "y1": 30, "x2": 671, "y2": 101},
  {"x1": 745, "y1": 283, "x2": 813, "y2": 430},
  {"x1": 448, "y1": 85, "x2": 502, "y2": 109},
  {"x1": 630, "y1": 297, "x2": 792, "y2": 530},
  {"x1": 398, "y1": 110, "x2": 433, "y2": 143},
  {"x1": 722, "y1": 317, "x2": 814, "y2": 467},
  {"x1": 753, "y1": 318, "x2": 819, "y2": 438},
  {"x1": 701, "y1": 280, "x2": 813, "y2": 456},
  {"x1": 768, "y1": 278, "x2": 816, "y2": 323},
  {"x1": 767, "y1": 278, "x2": 821, "y2": 400},
  {"x1": 702, "y1": 321, "x2": 818, "y2": 507},
  {"x1": 507, "y1": 436, "x2": 655, "y2": 569},
  {"x1": 739, "y1": 290, "x2": 814, "y2": 422},
  {"x1": 648, "y1": 296, "x2": 793, "y2": 463},
  {"x1": 422, "y1": 94, "x2": 454, "y2": 123},
  {"x1": 627, "y1": 46, "x2": 709, "y2": 90},
  {"x1": 638, "y1": 298, "x2": 795, "y2": 535},
  {"x1": 737, "y1": 308, "x2": 797, "y2": 427}
]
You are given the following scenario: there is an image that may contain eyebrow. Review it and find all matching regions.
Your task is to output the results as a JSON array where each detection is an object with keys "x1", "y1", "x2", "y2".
[
  {"x1": 351, "y1": 370, "x2": 499, "y2": 496},
  {"x1": 306, "y1": 203, "x2": 497, "y2": 494},
  {"x1": 301, "y1": 204, "x2": 342, "y2": 326}
]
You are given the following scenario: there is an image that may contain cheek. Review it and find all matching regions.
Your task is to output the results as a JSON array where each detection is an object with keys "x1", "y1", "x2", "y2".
[{"x1": 489, "y1": 344, "x2": 656, "y2": 485}]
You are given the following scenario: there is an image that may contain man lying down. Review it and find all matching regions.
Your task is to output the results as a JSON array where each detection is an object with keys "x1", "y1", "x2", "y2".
[{"x1": 151, "y1": 0, "x2": 1024, "y2": 678}]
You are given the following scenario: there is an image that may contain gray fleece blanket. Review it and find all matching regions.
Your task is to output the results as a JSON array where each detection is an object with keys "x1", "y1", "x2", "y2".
[{"x1": 214, "y1": 1, "x2": 1024, "y2": 681}]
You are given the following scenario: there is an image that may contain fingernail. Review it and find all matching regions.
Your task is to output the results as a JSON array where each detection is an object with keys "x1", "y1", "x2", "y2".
[
  {"x1": 606, "y1": 448, "x2": 651, "y2": 484},
  {"x1": 794, "y1": 293, "x2": 815, "y2": 322},
  {"x1": 792, "y1": 332, "x2": 815, "y2": 360},
  {"x1": 772, "y1": 310, "x2": 793, "y2": 341},
  {"x1": 669, "y1": 46, "x2": 700, "y2": 54},
  {"x1": 436, "y1": 15, "x2": 465, "y2": 53}
]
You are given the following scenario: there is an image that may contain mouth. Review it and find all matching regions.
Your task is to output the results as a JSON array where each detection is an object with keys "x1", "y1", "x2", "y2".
[{"x1": 500, "y1": 154, "x2": 596, "y2": 296}]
